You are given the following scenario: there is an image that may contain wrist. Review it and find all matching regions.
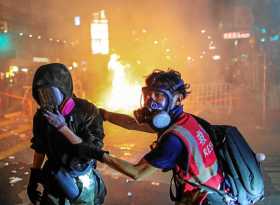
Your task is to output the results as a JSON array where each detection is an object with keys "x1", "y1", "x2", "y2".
[
  {"x1": 57, "y1": 124, "x2": 66, "y2": 132},
  {"x1": 97, "y1": 150, "x2": 109, "y2": 162}
]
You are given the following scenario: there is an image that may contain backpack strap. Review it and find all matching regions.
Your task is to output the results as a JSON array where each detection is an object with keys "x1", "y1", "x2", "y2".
[
  {"x1": 169, "y1": 172, "x2": 180, "y2": 201},
  {"x1": 174, "y1": 171, "x2": 237, "y2": 205}
]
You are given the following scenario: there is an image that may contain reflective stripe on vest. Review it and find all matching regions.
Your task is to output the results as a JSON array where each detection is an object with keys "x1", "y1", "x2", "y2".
[{"x1": 172, "y1": 125, "x2": 219, "y2": 184}]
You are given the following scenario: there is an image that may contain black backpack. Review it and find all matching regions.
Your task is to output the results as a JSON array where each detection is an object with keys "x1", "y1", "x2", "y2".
[{"x1": 191, "y1": 115, "x2": 265, "y2": 205}]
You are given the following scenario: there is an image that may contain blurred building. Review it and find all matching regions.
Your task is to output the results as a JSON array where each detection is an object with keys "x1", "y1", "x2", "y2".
[{"x1": 0, "y1": 0, "x2": 89, "y2": 72}]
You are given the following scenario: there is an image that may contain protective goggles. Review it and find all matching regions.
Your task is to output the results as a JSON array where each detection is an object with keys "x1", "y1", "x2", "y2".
[{"x1": 141, "y1": 87, "x2": 171, "y2": 111}]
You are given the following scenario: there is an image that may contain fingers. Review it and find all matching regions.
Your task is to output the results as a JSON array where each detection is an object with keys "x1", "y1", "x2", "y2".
[
  {"x1": 46, "y1": 110, "x2": 57, "y2": 117},
  {"x1": 43, "y1": 112, "x2": 57, "y2": 126},
  {"x1": 43, "y1": 111, "x2": 58, "y2": 120}
]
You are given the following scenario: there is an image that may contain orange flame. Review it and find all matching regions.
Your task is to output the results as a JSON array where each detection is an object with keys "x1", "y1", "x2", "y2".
[{"x1": 104, "y1": 54, "x2": 142, "y2": 114}]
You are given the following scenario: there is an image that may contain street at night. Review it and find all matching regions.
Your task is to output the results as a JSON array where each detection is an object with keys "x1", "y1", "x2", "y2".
[{"x1": 1, "y1": 0, "x2": 280, "y2": 205}]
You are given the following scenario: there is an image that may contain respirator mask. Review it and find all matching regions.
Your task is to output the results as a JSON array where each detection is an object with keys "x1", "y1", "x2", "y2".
[
  {"x1": 37, "y1": 86, "x2": 64, "y2": 112},
  {"x1": 134, "y1": 86, "x2": 174, "y2": 129},
  {"x1": 37, "y1": 86, "x2": 75, "y2": 116}
]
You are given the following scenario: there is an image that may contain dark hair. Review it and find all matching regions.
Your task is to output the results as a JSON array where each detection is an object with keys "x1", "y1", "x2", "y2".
[{"x1": 145, "y1": 69, "x2": 191, "y2": 98}]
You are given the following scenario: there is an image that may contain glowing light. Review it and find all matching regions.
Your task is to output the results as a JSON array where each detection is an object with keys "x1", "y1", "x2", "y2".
[
  {"x1": 212, "y1": 55, "x2": 221, "y2": 60},
  {"x1": 270, "y1": 34, "x2": 280, "y2": 42},
  {"x1": 33, "y1": 57, "x2": 49, "y2": 63},
  {"x1": 105, "y1": 54, "x2": 142, "y2": 113},
  {"x1": 201, "y1": 29, "x2": 206, "y2": 34},
  {"x1": 5, "y1": 72, "x2": 10, "y2": 78},
  {"x1": 165, "y1": 48, "x2": 171, "y2": 53},
  {"x1": 0, "y1": 34, "x2": 11, "y2": 52},
  {"x1": 0, "y1": 72, "x2": 4, "y2": 80},
  {"x1": 49, "y1": 38, "x2": 53, "y2": 41},
  {"x1": 19, "y1": 33, "x2": 23, "y2": 36},
  {"x1": 166, "y1": 55, "x2": 171, "y2": 60},
  {"x1": 4, "y1": 30, "x2": 7, "y2": 33},
  {"x1": 153, "y1": 40, "x2": 158, "y2": 45},
  {"x1": 142, "y1": 29, "x2": 147, "y2": 33},
  {"x1": 56, "y1": 39, "x2": 60, "y2": 43},
  {"x1": 91, "y1": 10, "x2": 109, "y2": 55},
  {"x1": 79, "y1": 174, "x2": 91, "y2": 188},
  {"x1": 209, "y1": 41, "x2": 216, "y2": 50},
  {"x1": 223, "y1": 32, "x2": 251, "y2": 40},
  {"x1": 10, "y1": 66, "x2": 19, "y2": 73},
  {"x1": 74, "y1": 16, "x2": 81, "y2": 26},
  {"x1": 37, "y1": 35, "x2": 41, "y2": 39},
  {"x1": 72, "y1": 61, "x2": 78, "y2": 68},
  {"x1": 21, "y1": 68, "x2": 29, "y2": 72},
  {"x1": 28, "y1": 34, "x2": 32, "y2": 38},
  {"x1": 6, "y1": 65, "x2": 19, "y2": 78},
  {"x1": 151, "y1": 182, "x2": 160, "y2": 186},
  {"x1": 187, "y1": 56, "x2": 192, "y2": 61}
]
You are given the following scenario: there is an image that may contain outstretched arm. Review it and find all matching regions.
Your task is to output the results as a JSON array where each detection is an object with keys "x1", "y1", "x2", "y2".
[
  {"x1": 100, "y1": 109, "x2": 155, "y2": 133},
  {"x1": 102, "y1": 154, "x2": 158, "y2": 180},
  {"x1": 60, "y1": 125, "x2": 158, "y2": 180},
  {"x1": 44, "y1": 111, "x2": 159, "y2": 180}
]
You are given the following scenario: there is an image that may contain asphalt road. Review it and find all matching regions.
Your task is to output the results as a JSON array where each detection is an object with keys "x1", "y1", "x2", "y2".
[{"x1": 0, "y1": 114, "x2": 279, "y2": 205}]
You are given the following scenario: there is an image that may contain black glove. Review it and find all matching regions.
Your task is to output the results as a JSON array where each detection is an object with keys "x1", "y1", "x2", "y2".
[
  {"x1": 71, "y1": 143, "x2": 108, "y2": 162},
  {"x1": 27, "y1": 168, "x2": 43, "y2": 204}
]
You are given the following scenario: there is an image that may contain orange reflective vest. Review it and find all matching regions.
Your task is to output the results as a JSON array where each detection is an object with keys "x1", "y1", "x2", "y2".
[{"x1": 160, "y1": 113, "x2": 223, "y2": 203}]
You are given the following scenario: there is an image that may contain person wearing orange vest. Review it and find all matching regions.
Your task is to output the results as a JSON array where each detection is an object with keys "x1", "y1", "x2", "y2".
[{"x1": 44, "y1": 69, "x2": 227, "y2": 205}]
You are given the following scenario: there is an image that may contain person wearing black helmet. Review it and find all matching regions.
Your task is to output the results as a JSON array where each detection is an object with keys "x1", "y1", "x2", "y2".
[
  {"x1": 45, "y1": 69, "x2": 226, "y2": 205},
  {"x1": 27, "y1": 63, "x2": 106, "y2": 205}
]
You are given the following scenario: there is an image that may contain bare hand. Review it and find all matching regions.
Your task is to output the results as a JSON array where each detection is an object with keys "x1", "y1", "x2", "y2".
[{"x1": 43, "y1": 110, "x2": 66, "y2": 129}]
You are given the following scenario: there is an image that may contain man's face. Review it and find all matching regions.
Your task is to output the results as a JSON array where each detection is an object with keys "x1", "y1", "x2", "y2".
[{"x1": 37, "y1": 86, "x2": 64, "y2": 111}]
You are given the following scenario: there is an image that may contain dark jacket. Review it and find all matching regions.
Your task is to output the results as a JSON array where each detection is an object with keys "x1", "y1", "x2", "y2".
[
  {"x1": 31, "y1": 97, "x2": 104, "y2": 197},
  {"x1": 31, "y1": 97, "x2": 104, "y2": 168}
]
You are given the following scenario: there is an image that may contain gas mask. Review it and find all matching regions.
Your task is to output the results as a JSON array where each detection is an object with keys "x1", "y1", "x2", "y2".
[
  {"x1": 37, "y1": 86, "x2": 64, "y2": 112},
  {"x1": 37, "y1": 86, "x2": 75, "y2": 116},
  {"x1": 134, "y1": 86, "x2": 175, "y2": 129}
]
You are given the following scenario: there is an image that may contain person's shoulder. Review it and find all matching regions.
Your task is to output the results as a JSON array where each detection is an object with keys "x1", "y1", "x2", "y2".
[
  {"x1": 73, "y1": 97, "x2": 98, "y2": 115},
  {"x1": 160, "y1": 132, "x2": 184, "y2": 146}
]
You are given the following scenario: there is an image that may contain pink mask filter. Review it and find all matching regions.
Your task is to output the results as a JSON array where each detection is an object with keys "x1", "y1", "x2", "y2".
[{"x1": 60, "y1": 98, "x2": 75, "y2": 116}]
